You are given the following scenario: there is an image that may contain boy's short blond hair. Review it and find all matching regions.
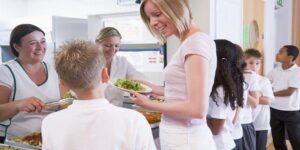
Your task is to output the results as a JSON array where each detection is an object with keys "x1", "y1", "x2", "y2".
[
  {"x1": 55, "y1": 40, "x2": 105, "y2": 90},
  {"x1": 140, "y1": 0, "x2": 192, "y2": 43}
]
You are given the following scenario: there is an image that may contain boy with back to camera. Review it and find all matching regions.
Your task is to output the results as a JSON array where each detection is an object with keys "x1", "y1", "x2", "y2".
[
  {"x1": 41, "y1": 40, "x2": 156, "y2": 150},
  {"x1": 267, "y1": 45, "x2": 300, "y2": 150},
  {"x1": 244, "y1": 49, "x2": 274, "y2": 150}
]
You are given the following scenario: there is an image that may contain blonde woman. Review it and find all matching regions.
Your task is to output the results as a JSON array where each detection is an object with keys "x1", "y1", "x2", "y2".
[
  {"x1": 129, "y1": 0, "x2": 217, "y2": 149},
  {"x1": 95, "y1": 27, "x2": 146, "y2": 107}
]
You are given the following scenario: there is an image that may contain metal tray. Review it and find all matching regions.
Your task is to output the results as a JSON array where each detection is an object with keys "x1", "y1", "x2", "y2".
[
  {"x1": 0, "y1": 143, "x2": 23, "y2": 150},
  {"x1": 4, "y1": 140, "x2": 40, "y2": 150}
]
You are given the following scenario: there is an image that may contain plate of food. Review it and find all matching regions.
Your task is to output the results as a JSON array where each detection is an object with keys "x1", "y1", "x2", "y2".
[{"x1": 113, "y1": 79, "x2": 152, "y2": 94}]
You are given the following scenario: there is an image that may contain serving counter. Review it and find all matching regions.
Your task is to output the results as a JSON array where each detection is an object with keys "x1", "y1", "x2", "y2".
[
  {"x1": 1, "y1": 97, "x2": 160, "y2": 150},
  {"x1": 123, "y1": 96, "x2": 160, "y2": 139}
]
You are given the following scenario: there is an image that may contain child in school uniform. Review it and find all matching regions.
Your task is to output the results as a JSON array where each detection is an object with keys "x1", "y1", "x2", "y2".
[
  {"x1": 207, "y1": 40, "x2": 245, "y2": 150},
  {"x1": 233, "y1": 45, "x2": 260, "y2": 150},
  {"x1": 241, "y1": 65, "x2": 260, "y2": 150},
  {"x1": 230, "y1": 44, "x2": 247, "y2": 150},
  {"x1": 267, "y1": 45, "x2": 300, "y2": 149},
  {"x1": 231, "y1": 108, "x2": 244, "y2": 150},
  {"x1": 41, "y1": 40, "x2": 156, "y2": 150},
  {"x1": 245, "y1": 49, "x2": 274, "y2": 150}
]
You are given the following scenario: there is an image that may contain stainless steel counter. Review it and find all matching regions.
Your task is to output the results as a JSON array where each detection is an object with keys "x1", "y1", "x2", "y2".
[{"x1": 123, "y1": 96, "x2": 160, "y2": 139}]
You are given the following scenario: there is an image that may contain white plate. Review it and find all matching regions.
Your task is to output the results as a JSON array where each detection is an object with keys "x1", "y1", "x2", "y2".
[{"x1": 113, "y1": 82, "x2": 152, "y2": 94}]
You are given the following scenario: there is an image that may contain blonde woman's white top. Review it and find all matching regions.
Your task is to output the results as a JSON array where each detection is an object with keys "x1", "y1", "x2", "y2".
[
  {"x1": 0, "y1": 60, "x2": 60, "y2": 138},
  {"x1": 105, "y1": 55, "x2": 145, "y2": 107},
  {"x1": 208, "y1": 87, "x2": 236, "y2": 150},
  {"x1": 163, "y1": 32, "x2": 217, "y2": 126},
  {"x1": 160, "y1": 32, "x2": 216, "y2": 150}
]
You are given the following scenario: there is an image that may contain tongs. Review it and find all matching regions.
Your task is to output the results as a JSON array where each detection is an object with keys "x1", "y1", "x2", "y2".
[{"x1": 44, "y1": 98, "x2": 74, "y2": 112}]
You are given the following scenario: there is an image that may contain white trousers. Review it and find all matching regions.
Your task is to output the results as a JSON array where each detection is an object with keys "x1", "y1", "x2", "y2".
[{"x1": 159, "y1": 122, "x2": 216, "y2": 150}]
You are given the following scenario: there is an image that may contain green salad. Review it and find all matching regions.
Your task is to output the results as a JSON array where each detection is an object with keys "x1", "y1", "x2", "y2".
[
  {"x1": 114, "y1": 79, "x2": 145, "y2": 91},
  {"x1": 63, "y1": 91, "x2": 72, "y2": 99}
]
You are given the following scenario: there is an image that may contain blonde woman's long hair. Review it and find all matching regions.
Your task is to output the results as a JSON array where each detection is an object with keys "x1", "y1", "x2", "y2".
[{"x1": 140, "y1": 0, "x2": 193, "y2": 43}]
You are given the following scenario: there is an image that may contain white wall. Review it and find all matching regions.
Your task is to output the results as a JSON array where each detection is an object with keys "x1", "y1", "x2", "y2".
[
  {"x1": 0, "y1": 0, "x2": 28, "y2": 45},
  {"x1": 190, "y1": 0, "x2": 210, "y2": 34},
  {"x1": 0, "y1": 0, "x2": 139, "y2": 20},
  {"x1": 274, "y1": 0, "x2": 293, "y2": 53},
  {"x1": 263, "y1": 0, "x2": 276, "y2": 75},
  {"x1": 26, "y1": 0, "x2": 139, "y2": 18},
  {"x1": 0, "y1": 47, "x2": 2, "y2": 63},
  {"x1": 212, "y1": 0, "x2": 243, "y2": 45},
  {"x1": 0, "y1": 0, "x2": 28, "y2": 19},
  {"x1": 166, "y1": 0, "x2": 211, "y2": 62}
]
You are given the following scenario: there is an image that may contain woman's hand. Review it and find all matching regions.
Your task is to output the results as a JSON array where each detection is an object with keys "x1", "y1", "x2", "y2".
[
  {"x1": 134, "y1": 80, "x2": 164, "y2": 96},
  {"x1": 128, "y1": 91, "x2": 150, "y2": 108},
  {"x1": 15, "y1": 97, "x2": 45, "y2": 112}
]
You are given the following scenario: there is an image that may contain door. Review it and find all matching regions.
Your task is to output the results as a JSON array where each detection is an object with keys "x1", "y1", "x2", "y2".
[
  {"x1": 243, "y1": 0, "x2": 265, "y2": 74},
  {"x1": 213, "y1": 0, "x2": 243, "y2": 46}
]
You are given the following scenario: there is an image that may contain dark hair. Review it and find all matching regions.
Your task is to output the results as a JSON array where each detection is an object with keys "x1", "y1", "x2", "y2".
[
  {"x1": 245, "y1": 48, "x2": 262, "y2": 59},
  {"x1": 283, "y1": 45, "x2": 299, "y2": 61},
  {"x1": 211, "y1": 39, "x2": 245, "y2": 110},
  {"x1": 9, "y1": 24, "x2": 45, "y2": 57}
]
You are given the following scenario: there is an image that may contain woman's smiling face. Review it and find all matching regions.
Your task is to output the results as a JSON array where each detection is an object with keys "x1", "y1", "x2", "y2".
[
  {"x1": 15, "y1": 31, "x2": 47, "y2": 63},
  {"x1": 144, "y1": 0, "x2": 178, "y2": 38},
  {"x1": 100, "y1": 36, "x2": 121, "y2": 61}
]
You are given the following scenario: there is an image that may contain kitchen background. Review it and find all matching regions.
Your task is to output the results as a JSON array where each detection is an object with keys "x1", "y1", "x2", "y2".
[{"x1": 0, "y1": 0, "x2": 299, "y2": 83}]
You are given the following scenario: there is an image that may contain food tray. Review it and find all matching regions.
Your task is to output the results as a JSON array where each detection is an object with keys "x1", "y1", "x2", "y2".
[
  {"x1": 4, "y1": 140, "x2": 40, "y2": 150},
  {"x1": 0, "y1": 143, "x2": 23, "y2": 150}
]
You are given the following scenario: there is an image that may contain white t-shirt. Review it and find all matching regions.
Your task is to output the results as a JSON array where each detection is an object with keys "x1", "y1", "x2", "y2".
[
  {"x1": 267, "y1": 64, "x2": 300, "y2": 111},
  {"x1": 252, "y1": 75, "x2": 274, "y2": 131},
  {"x1": 163, "y1": 32, "x2": 216, "y2": 127},
  {"x1": 105, "y1": 55, "x2": 145, "y2": 107},
  {"x1": 207, "y1": 87, "x2": 236, "y2": 150},
  {"x1": 0, "y1": 60, "x2": 60, "y2": 138},
  {"x1": 160, "y1": 32, "x2": 216, "y2": 149},
  {"x1": 42, "y1": 99, "x2": 156, "y2": 150},
  {"x1": 231, "y1": 119, "x2": 243, "y2": 140},
  {"x1": 241, "y1": 71, "x2": 260, "y2": 124}
]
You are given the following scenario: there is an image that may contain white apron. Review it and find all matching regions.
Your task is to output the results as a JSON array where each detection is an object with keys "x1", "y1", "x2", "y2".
[{"x1": 0, "y1": 60, "x2": 60, "y2": 138}]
